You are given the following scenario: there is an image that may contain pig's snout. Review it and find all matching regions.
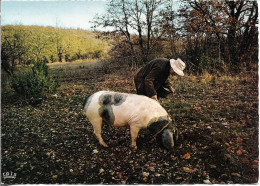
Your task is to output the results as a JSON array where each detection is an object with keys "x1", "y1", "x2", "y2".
[
  {"x1": 161, "y1": 127, "x2": 178, "y2": 150},
  {"x1": 162, "y1": 129, "x2": 174, "y2": 150},
  {"x1": 148, "y1": 118, "x2": 178, "y2": 150}
]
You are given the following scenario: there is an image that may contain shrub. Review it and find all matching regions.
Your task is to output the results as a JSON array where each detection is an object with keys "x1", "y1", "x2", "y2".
[{"x1": 10, "y1": 61, "x2": 60, "y2": 98}]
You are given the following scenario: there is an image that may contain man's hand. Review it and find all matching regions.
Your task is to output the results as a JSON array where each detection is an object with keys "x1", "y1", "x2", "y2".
[{"x1": 151, "y1": 95, "x2": 158, "y2": 101}]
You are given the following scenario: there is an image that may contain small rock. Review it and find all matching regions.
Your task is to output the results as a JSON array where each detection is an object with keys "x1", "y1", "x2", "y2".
[
  {"x1": 93, "y1": 149, "x2": 99, "y2": 154},
  {"x1": 99, "y1": 168, "x2": 105, "y2": 174},
  {"x1": 109, "y1": 170, "x2": 115, "y2": 175},
  {"x1": 203, "y1": 179, "x2": 212, "y2": 184},
  {"x1": 52, "y1": 94, "x2": 58, "y2": 98},
  {"x1": 142, "y1": 172, "x2": 149, "y2": 177},
  {"x1": 52, "y1": 175, "x2": 58, "y2": 179}
]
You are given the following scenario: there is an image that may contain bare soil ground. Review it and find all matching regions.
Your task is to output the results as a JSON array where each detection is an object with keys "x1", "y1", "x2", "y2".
[{"x1": 1, "y1": 62, "x2": 258, "y2": 184}]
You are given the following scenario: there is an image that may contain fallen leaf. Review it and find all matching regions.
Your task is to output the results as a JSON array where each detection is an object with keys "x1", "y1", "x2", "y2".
[
  {"x1": 118, "y1": 172, "x2": 122, "y2": 179},
  {"x1": 181, "y1": 153, "x2": 191, "y2": 159},
  {"x1": 183, "y1": 167, "x2": 195, "y2": 173},
  {"x1": 231, "y1": 173, "x2": 241, "y2": 177},
  {"x1": 237, "y1": 150, "x2": 243, "y2": 156},
  {"x1": 202, "y1": 146, "x2": 209, "y2": 150},
  {"x1": 241, "y1": 159, "x2": 250, "y2": 164},
  {"x1": 225, "y1": 143, "x2": 230, "y2": 147},
  {"x1": 210, "y1": 165, "x2": 216, "y2": 169},
  {"x1": 237, "y1": 137, "x2": 243, "y2": 143}
]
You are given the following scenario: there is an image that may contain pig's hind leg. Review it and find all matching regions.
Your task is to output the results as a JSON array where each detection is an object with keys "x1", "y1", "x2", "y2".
[{"x1": 89, "y1": 117, "x2": 108, "y2": 147}]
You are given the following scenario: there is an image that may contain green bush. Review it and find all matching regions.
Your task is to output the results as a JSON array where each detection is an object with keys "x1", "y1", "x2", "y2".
[{"x1": 10, "y1": 61, "x2": 60, "y2": 98}]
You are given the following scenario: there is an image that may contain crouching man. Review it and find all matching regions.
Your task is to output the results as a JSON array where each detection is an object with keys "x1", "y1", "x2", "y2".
[{"x1": 134, "y1": 58, "x2": 186, "y2": 101}]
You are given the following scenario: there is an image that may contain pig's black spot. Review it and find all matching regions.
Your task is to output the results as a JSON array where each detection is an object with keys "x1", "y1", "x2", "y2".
[
  {"x1": 99, "y1": 93, "x2": 112, "y2": 105},
  {"x1": 147, "y1": 116, "x2": 169, "y2": 135},
  {"x1": 98, "y1": 105, "x2": 115, "y2": 125},
  {"x1": 83, "y1": 94, "x2": 93, "y2": 111},
  {"x1": 99, "y1": 92, "x2": 127, "y2": 106},
  {"x1": 113, "y1": 93, "x2": 127, "y2": 106}
]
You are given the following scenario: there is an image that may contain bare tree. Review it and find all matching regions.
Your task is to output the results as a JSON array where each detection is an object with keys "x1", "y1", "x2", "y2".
[
  {"x1": 93, "y1": 0, "x2": 166, "y2": 64},
  {"x1": 180, "y1": 0, "x2": 258, "y2": 69}
]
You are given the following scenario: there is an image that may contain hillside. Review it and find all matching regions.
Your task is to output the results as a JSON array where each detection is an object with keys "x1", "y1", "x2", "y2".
[{"x1": 1, "y1": 25, "x2": 111, "y2": 65}]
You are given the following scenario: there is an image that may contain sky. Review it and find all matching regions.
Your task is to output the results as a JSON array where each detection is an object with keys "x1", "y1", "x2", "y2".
[{"x1": 1, "y1": 0, "x2": 107, "y2": 30}]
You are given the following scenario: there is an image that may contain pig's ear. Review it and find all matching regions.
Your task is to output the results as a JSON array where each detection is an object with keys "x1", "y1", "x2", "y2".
[{"x1": 162, "y1": 129, "x2": 174, "y2": 150}]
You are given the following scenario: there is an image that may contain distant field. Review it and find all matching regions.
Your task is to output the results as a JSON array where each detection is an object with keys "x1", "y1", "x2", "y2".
[
  {"x1": 47, "y1": 60, "x2": 109, "y2": 81},
  {"x1": 47, "y1": 60, "x2": 100, "y2": 69}
]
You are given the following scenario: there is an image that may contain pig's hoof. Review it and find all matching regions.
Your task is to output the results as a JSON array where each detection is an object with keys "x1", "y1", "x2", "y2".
[
  {"x1": 131, "y1": 145, "x2": 138, "y2": 150},
  {"x1": 101, "y1": 143, "x2": 108, "y2": 148}
]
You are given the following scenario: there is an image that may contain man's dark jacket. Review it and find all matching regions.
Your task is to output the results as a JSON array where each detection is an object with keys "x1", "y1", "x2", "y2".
[{"x1": 134, "y1": 58, "x2": 171, "y2": 98}]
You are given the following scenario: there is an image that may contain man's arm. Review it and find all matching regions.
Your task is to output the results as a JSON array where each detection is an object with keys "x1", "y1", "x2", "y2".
[{"x1": 164, "y1": 80, "x2": 175, "y2": 93}]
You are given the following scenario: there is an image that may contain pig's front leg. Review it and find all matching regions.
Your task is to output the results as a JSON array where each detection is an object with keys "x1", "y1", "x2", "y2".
[{"x1": 130, "y1": 126, "x2": 140, "y2": 149}]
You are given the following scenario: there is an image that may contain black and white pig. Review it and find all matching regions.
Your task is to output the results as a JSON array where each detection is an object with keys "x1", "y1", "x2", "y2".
[{"x1": 83, "y1": 91, "x2": 178, "y2": 150}]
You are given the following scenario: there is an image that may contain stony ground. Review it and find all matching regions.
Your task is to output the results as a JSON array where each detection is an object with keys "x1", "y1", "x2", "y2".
[{"x1": 1, "y1": 63, "x2": 258, "y2": 184}]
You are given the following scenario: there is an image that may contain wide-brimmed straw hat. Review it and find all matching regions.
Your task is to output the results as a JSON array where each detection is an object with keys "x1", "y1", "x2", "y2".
[{"x1": 170, "y1": 58, "x2": 186, "y2": 76}]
